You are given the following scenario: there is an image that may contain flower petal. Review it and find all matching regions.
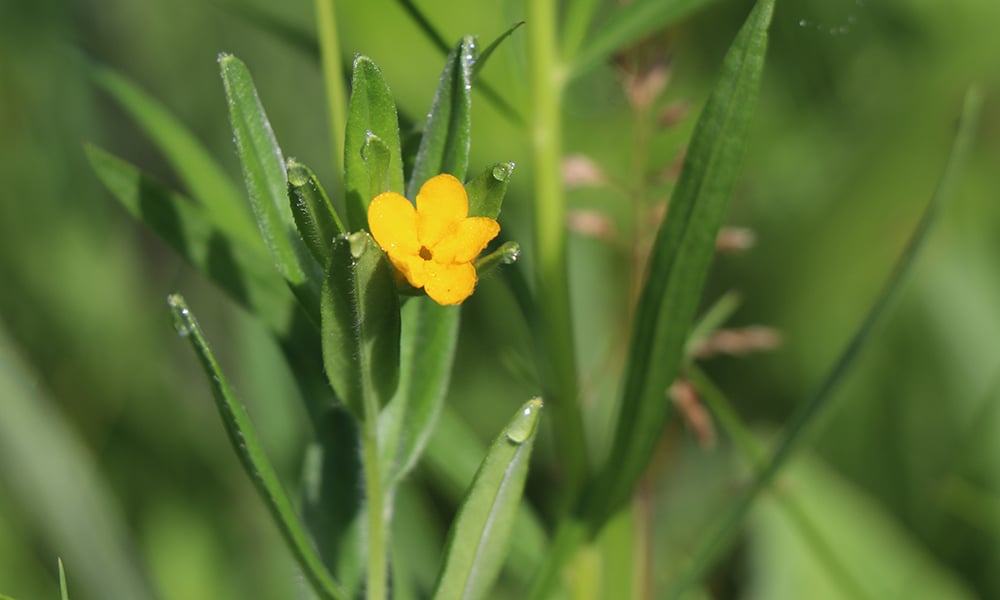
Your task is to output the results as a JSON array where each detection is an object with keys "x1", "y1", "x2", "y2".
[
  {"x1": 416, "y1": 174, "x2": 468, "y2": 248},
  {"x1": 388, "y1": 252, "x2": 427, "y2": 289},
  {"x1": 424, "y1": 261, "x2": 476, "y2": 306},
  {"x1": 369, "y1": 192, "x2": 419, "y2": 255},
  {"x1": 431, "y1": 217, "x2": 500, "y2": 263}
]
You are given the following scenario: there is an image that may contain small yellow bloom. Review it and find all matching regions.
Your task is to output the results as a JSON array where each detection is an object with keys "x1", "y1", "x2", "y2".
[{"x1": 368, "y1": 174, "x2": 500, "y2": 306}]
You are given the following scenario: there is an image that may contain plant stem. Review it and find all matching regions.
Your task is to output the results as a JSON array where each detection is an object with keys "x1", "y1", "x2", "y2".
[
  {"x1": 316, "y1": 0, "x2": 347, "y2": 171},
  {"x1": 528, "y1": 0, "x2": 588, "y2": 496},
  {"x1": 361, "y1": 413, "x2": 387, "y2": 600}
]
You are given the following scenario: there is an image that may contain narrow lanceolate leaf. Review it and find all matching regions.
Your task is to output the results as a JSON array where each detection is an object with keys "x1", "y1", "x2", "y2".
[
  {"x1": 219, "y1": 53, "x2": 317, "y2": 292},
  {"x1": 85, "y1": 145, "x2": 295, "y2": 333},
  {"x1": 362, "y1": 132, "x2": 392, "y2": 201},
  {"x1": 430, "y1": 399, "x2": 543, "y2": 600},
  {"x1": 288, "y1": 158, "x2": 345, "y2": 266},
  {"x1": 166, "y1": 294, "x2": 346, "y2": 600},
  {"x1": 589, "y1": 0, "x2": 774, "y2": 528},
  {"x1": 379, "y1": 297, "x2": 461, "y2": 483},
  {"x1": 664, "y1": 86, "x2": 984, "y2": 600},
  {"x1": 473, "y1": 22, "x2": 524, "y2": 79},
  {"x1": 466, "y1": 162, "x2": 515, "y2": 219},
  {"x1": 321, "y1": 233, "x2": 401, "y2": 419},
  {"x1": 408, "y1": 36, "x2": 476, "y2": 196},
  {"x1": 571, "y1": 0, "x2": 722, "y2": 78},
  {"x1": 344, "y1": 56, "x2": 405, "y2": 230},
  {"x1": 89, "y1": 62, "x2": 258, "y2": 246}
]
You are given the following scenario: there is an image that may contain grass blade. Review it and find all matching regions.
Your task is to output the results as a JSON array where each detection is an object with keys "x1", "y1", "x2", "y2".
[
  {"x1": 664, "y1": 86, "x2": 984, "y2": 599},
  {"x1": 320, "y1": 233, "x2": 401, "y2": 420},
  {"x1": 570, "y1": 0, "x2": 722, "y2": 78},
  {"x1": 219, "y1": 53, "x2": 319, "y2": 295},
  {"x1": 0, "y1": 326, "x2": 156, "y2": 600},
  {"x1": 88, "y1": 62, "x2": 258, "y2": 246},
  {"x1": 588, "y1": 0, "x2": 774, "y2": 528},
  {"x1": 85, "y1": 145, "x2": 296, "y2": 331},
  {"x1": 407, "y1": 36, "x2": 475, "y2": 196},
  {"x1": 473, "y1": 21, "x2": 524, "y2": 79},
  {"x1": 166, "y1": 294, "x2": 346, "y2": 600},
  {"x1": 430, "y1": 399, "x2": 543, "y2": 600},
  {"x1": 344, "y1": 56, "x2": 405, "y2": 230},
  {"x1": 288, "y1": 158, "x2": 346, "y2": 266},
  {"x1": 57, "y1": 558, "x2": 69, "y2": 600}
]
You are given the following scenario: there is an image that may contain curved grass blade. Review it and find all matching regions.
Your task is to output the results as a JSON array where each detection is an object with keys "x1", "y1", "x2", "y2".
[
  {"x1": 466, "y1": 161, "x2": 514, "y2": 219},
  {"x1": 587, "y1": 0, "x2": 774, "y2": 529},
  {"x1": 288, "y1": 158, "x2": 345, "y2": 266},
  {"x1": 473, "y1": 22, "x2": 524, "y2": 79},
  {"x1": 58, "y1": 558, "x2": 69, "y2": 600},
  {"x1": 85, "y1": 145, "x2": 296, "y2": 332},
  {"x1": 379, "y1": 297, "x2": 460, "y2": 483},
  {"x1": 321, "y1": 233, "x2": 401, "y2": 419},
  {"x1": 344, "y1": 56, "x2": 405, "y2": 231},
  {"x1": 219, "y1": 53, "x2": 319, "y2": 298},
  {"x1": 430, "y1": 399, "x2": 543, "y2": 600},
  {"x1": 571, "y1": 0, "x2": 722, "y2": 79},
  {"x1": 88, "y1": 62, "x2": 258, "y2": 246},
  {"x1": 408, "y1": 36, "x2": 476, "y2": 196},
  {"x1": 167, "y1": 294, "x2": 346, "y2": 600},
  {"x1": 0, "y1": 326, "x2": 157, "y2": 600},
  {"x1": 664, "y1": 86, "x2": 984, "y2": 599}
]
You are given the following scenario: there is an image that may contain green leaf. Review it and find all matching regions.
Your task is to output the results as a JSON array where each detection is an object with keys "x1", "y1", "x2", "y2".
[
  {"x1": 288, "y1": 158, "x2": 345, "y2": 266},
  {"x1": 219, "y1": 53, "x2": 318, "y2": 292},
  {"x1": 88, "y1": 61, "x2": 259, "y2": 246},
  {"x1": 408, "y1": 36, "x2": 476, "y2": 196},
  {"x1": 466, "y1": 161, "x2": 514, "y2": 219},
  {"x1": 571, "y1": 0, "x2": 722, "y2": 78},
  {"x1": 424, "y1": 406, "x2": 548, "y2": 585},
  {"x1": 85, "y1": 145, "x2": 296, "y2": 332},
  {"x1": 166, "y1": 294, "x2": 346, "y2": 600},
  {"x1": 362, "y1": 132, "x2": 392, "y2": 201},
  {"x1": 430, "y1": 399, "x2": 543, "y2": 600},
  {"x1": 664, "y1": 86, "x2": 984, "y2": 599},
  {"x1": 474, "y1": 241, "x2": 520, "y2": 277},
  {"x1": 321, "y1": 233, "x2": 401, "y2": 419},
  {"x1": 589, "y1": 0, "x2": 774, "y2": 528},
  {"x1": 344, "y1": 56, "x2": 405, "y2": 230},
  {"x1": 379, "y1": 297, "x2": 461, "y2": 483},
  {"x1": 473, "y1": 22, "x2": 525, "y2": 79},
  {"x1": 58, "y1": 558, "x2": 69, "y2": 600}
]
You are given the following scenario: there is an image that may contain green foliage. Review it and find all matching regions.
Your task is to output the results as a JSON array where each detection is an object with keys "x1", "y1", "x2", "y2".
[{"x1": 287, "y1": 158, "x2": 346, "y2": 266}]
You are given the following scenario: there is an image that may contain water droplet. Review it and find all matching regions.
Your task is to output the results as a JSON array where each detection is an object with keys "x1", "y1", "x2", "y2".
[
  {"x1": 505, "y1": 399, "x2": 542, "y2": 444},
  {"x1": 492, "y1": 162, "x2": 514, "y2": 182}
]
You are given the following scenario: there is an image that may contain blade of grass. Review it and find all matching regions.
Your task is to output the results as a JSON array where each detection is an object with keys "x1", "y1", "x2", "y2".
[
  {"x1": 688, "y1": 367, "x2": 875, "y2": 600},
  {"x1": 85, "y1": 145, "x2": 296, "y2": 331},
  {"x1": 167, "y1": 294, "x2": 346, "y2": 600},
  {"x1": 430, "y1": 399, "x2": 543, "y2": 600},
  {"x1": 570, "y1": 0, "x2": 723, "y2": 79},
  {"x1": 393, "y1": 0, "x2": 523, "y2": 125},
  {"x1": 587, "y1": 0, "x2": 774, "y2": 528},
  {"x1": 0, "y1": 326, "x2": 156, "y2": 600},
  {"x1": 88, "y1": 61, "x2": 259, "y2": 246},
  {"x1": 219, "y1": 53, "x2": 321, "y2": 309},
  {"x1": 58, "y1": 558, "x2": 69, "y2": 600},
  {"x1": 664, "y1": 86, "x2": 984, "y2": 599}
]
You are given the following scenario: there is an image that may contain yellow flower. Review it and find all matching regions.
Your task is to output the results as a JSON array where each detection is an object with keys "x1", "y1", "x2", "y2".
[{"x1": 368, "y1": 174, "x2": 500, "y2": 306}]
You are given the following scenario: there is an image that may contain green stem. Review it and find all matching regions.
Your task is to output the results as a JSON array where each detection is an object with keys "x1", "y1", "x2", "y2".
[
  {"x1": 316, "y1": 0, "x2": 347, "y2": 171},
  {"x1": 361, "y1": 413, "x2": 387, "y2": 600},
  {"x1": 528, "y1": 0, "x2": 589, "y2": 496}
]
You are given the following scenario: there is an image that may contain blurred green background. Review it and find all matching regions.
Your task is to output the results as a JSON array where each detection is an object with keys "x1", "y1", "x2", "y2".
[{"x1": 1, "y1": 0, "x2": 998, "y2": 598}]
